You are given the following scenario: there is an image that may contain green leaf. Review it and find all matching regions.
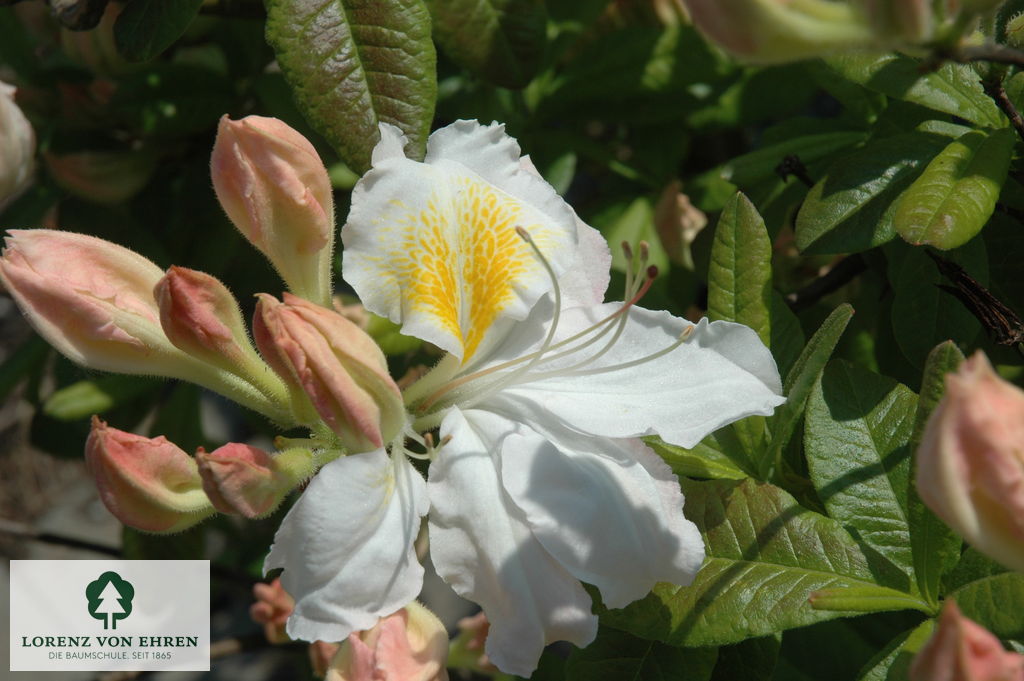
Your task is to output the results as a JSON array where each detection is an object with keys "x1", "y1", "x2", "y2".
[
  {"x1": 716, "y1": 132, "x2": 866, "y2": 188},
  {"x1": 565, "y1": 626, "x2": 717, "y2": 681},
  {"x1": 113, "y1": 0, "x2": 204, "y2": 62},
  {"x1": 805, "y1": 361, "x2": 918, "y2": 591},
  {"x1": 647, "y1": 437, "x2": 748, "y2": 481},
  {"x1": 950, "y1": 573, "x2": 1024, "y2": 639},
  {"x1": 824, "y1": 53, "x2": 1003, "y2": 127},
  {"x1": 765, "y1": 305, "x2": 854, "y2": 480},
  {"x1": 606, "y1": 198, "x2": 669, "y2": 276},
  {"x1": 795, "y1": 132, "x2": 949, "y2": 255},
  {"x1": 888, "y1": 240, "x2": 986, "y2": 369},
  {"x1": 600, "y1": 479, "x2": 915, "y2": 647},
  {"x1": 265, "y1": 0, "x2": 437, "y2": 173},
  {"x1": 856, "y1": 619, "x2": 934, "y2": 681},
  {"x1": 894, "y1": 128, "x2": 1015, "y2": 250},
  {"x1": 808, "y1": 585, "x2": 931, "y2": 614},
  {"x1": 43, "y1": 376, "x2": 160, "y2": 421},
  {"x1": 425, "y1": 0, "x2": 546, "y2": 89},
  {"x1": 709, "y1": 635, "x2": 780, "y2": 681},
  {"x1": 707, "y1": 192, "x2": 773, "y2": 460},
  {"x1": 943, "y1": 548, "x2": 1009, "y2": 593},
  {"x1": 907, "y1": 341, "x2": 964, "y2": 606},
  {"x1": 708, "y1": 192, "x2": 772, "y2": 345},
  {"x1": 770, "y1": 293, "x2": 804, "y2": 384}
]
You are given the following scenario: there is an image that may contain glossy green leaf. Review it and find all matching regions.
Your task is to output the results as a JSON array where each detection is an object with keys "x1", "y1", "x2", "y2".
[
  {"x1": 894, "y1": 128, "x2": 1014, "y2": 250},
  {"x1": 888, "y1": 241, "x2": 985, "y2": 368},
  {"x1": 943, "y1": 548, "x2": 1010, "y2": 593},
  {"x1": 765, "y1": 305, "x2": 854, "y2": 479},
  {"x1": 647, "y1": 436, "x2": 748, "y2": 481},
  {"x1": 113, "y1": 0, "x2": 204, "y2": 62},
  {"x1": 806, "y1": 361, "x2": 918, "y2": 590},
  {"x1": 717, "y1": 132, "x2": 866, "y2": 188},
  {"x1": 950, "y1": 573, "x2": 1024, "y2": 639},
  {"x1": 708, "y1": 192, "x2": 772, "y2": 345},
  {"x1": 907, "y1": 341, "x2": 964, "y2": 606},
  {"x1": 425, "y1": 0, "x2": 546, "y2": 89},
  {"x1": 856, "y1": 619, "x2": 934, "y2": 681},
  {"x1": 808, "y1": 585, "x2": 931, "y2": 614},
  {"x1": 795, "y1": 132, "x2": 949, "y2": 255},
  {"x1": 770, "y1": 294, "x2": 804, "y2": 384},
  {"x1": 565, "y1": 626, "x2": 717, "y2": 681},
  {"x1": 825, "y1": 53, "x2": 1003, "y2": 127},
  {"x1": 265, "y1": 0, "x2": 437, "y2": 173},
  {"x1": 600, "y1": 479, "x2": 910, "y2": 647},
  {"x1": 43, "y1": 375, "x2": 160, "y2": 421},
  {"x1": 708, "y1": 192, "x2": 772, "y2": 458}
]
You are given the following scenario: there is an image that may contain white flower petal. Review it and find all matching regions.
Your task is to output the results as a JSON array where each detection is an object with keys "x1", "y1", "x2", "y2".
[
  {"x1": 429, "y1": 407, "x2": 597, "y2": 676},
  {"x1": 342, "y1": 120, "x2": 582, "y2": 364},
  {"x1": 265, "y1": 450, "x2": 428, "y2": 642},
  {"x1": 499, "y1": 422, "x2": 704, "y2": 608},
  {"x1": 519, "y1": 153, "x2": 610, "y2": 307},
  {"x1": 371, "y1": 123, "x2": 409, "y2": 165},
  {"x1": 481, "y1": 301, "x2": 784, "y2": 448}
]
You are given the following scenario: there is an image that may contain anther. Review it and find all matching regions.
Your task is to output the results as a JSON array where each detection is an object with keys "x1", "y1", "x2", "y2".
[
  {"x1": 621, "y1": 241, "x2": 633, "y2": 262},
  {"x1": 638, "y1": 240, "x2": 650, "y2": 263},
  {"x1": 647, "y1": 265, "x2": 658, "y2": 280}
]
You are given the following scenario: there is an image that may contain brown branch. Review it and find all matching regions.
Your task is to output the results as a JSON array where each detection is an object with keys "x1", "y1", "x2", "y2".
[
  {"x1": 982, "y1": 77, "x2": 1024, "y2": 144},
  {"x1": 0, "y1": 517, "x2": 119, "y2": 556},
  {"x1": 952, "y1": 43, "x2": 1024, "y2": 69},
  {"x1": 786, "y1": 254, "x2": 868, "y2": 312}
]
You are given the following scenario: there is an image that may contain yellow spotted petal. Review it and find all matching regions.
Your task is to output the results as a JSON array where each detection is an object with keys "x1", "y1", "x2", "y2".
[{"x1": 342, "y1": 121, "x2": 579, "y2": 364}]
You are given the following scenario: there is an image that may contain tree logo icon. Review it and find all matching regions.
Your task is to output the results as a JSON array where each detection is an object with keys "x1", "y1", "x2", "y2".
[{"x1": 85, "y1": 572, "x2": 135, "y2": 630}]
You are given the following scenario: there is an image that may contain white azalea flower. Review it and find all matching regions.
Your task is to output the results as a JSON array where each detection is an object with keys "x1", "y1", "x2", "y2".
[{"x1": 268, "y1": 120, "x2": 785, "y2": 677}]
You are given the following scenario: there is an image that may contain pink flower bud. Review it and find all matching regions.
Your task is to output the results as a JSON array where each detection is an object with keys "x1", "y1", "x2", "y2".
[
  {"x1": 211, "y1": 115, "x2": 334, "y2": 305},
  {"x1": 910, "y1": 601, "x2": 1024, "y2": 681},
  {"x1": 195, "y1": 443, "x2": 312, "y2": 518},
  {"x1": 250, "y1": 578, "x2": 340, "y2": 673},
  {"x1": 327, "y1": 603, "x2": 449, "y2": 681},
  {"x1": 0, "y1": 81, "x2": 36, "y2": 211},
  {"x1": 155, "y1": 266, "x2": 275, "y2": 387},
  {"x1": 251, "y1": 578, "x2": 295, "y2": 644},
  {"x1": 916, "y1": 351, "x2": 1024, "y2": 572},
  {"x1": 85, "y1": 417, "x2": 213, "y2": 533},
  {"x1": 253, "y1": 293, "x2": 404, "y2": 453},
  {"x1": 0, "y1": 230, "x2": 188, "y2": 376}
]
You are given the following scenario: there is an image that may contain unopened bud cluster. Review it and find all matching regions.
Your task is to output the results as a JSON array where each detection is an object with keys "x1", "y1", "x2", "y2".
[{"x1": 0, "y1": 115, "x2": 406, "y2": 535}]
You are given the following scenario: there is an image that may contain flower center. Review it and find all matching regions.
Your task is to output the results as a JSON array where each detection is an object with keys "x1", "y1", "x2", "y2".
[{"x1": 406, "y1": 229, "x2": 694, "y2": 430}]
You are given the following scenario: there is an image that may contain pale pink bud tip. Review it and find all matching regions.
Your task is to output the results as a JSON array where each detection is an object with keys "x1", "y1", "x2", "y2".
[
  {"x1": 155, "y1": 266, "x2": 253, "y2": 370},
  {"x1": 85, "y1": 417, "x2": 212, "y2": 533},
  {"x1": 910, "y1": 601, "x2": 1024, "y2": 681},
  {"x1": 0, "y1": 229, "x2": 187, "y2": 375},
  {"x1": 253, "y1": 293, "x2": 404, "y2": 453},
  {"x1": 211, "y1": 115, "x2": 334, "y2": 302},
  {"x1": 328, "y1": 602, "x2": 450, "y2": 681},
  {"x1": 196, "y1": 443, "x2": 296, "y2": 518},
  {"x1": 916, "y1": 351, "x2": 1024, "y2": 572}
]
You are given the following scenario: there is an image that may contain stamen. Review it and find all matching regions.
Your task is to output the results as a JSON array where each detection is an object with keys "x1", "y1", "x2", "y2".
[
  {"x1": 415, "y1": 236, "x2": 668, "y2": 416},
  {"x1": 417, "y1": 226, "x2": 563, "y2": 413},
  {"x1": 531, "y1": 323, "x2": 696, "y2": 380}
]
